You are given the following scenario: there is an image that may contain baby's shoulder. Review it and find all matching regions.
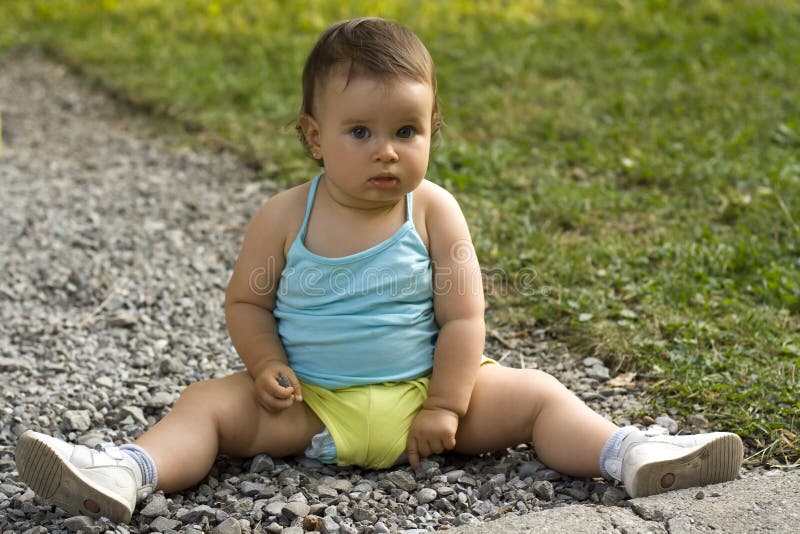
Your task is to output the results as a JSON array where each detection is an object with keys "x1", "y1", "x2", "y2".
[
  {"x1": 248, "y1": 181, "x2": 311, "y2": 244},
  {"x1": 254, "y1": 182, "x2": 309, "y2": 224},
  {"x1": 414, "y1": 179, "x2": 463, "y2": 222},
  {"x1": 414, "y1": 179, "x2": 458, "y2": 208},
  {"x1": 412, "y1": 180, "x2": 465, "y2": 251}
]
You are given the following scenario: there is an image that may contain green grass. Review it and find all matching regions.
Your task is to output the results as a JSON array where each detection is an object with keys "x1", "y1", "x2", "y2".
[{"x1": 2, "y1": 0, "x2": 798, "y2": 464}]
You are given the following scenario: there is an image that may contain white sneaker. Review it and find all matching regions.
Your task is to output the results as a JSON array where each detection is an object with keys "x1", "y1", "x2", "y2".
[
  {"x1": 618, "y1": 430, "x2": 744, "y2": 498},
  {"x1": 15, "y1": 430, "x2": 151, "y2": 523}
]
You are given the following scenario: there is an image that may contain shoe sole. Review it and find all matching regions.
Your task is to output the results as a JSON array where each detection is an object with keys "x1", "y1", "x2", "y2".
[
  {"x1": 627, "y1": 433, "x2": 744, "y2": 498},
  {"x1": 15, "y1": 432, "x2": 133, "y2": 523}
]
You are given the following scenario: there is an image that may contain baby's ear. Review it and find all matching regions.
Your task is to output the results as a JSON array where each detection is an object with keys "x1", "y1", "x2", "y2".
[
  {"x1": 431, "y1": 111, "x2": 444, "y2": 137},
  {"x1": 299, "y1": 113, "x2": 321, "y2": 152}
]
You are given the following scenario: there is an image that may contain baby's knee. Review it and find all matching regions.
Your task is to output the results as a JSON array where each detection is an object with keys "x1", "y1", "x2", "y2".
[
  {"x1": 523, "y1": 368, "x2": 560, "y2": 386},
  {"x1": 179, "y1": 378, "x2": 220, "y2": 402},
  {"x1": 522, "y1": 368, "x2": 573, "y2": 401},
  {"x1": 177, "y1": 374, "x2": 248, "y2": 412}
]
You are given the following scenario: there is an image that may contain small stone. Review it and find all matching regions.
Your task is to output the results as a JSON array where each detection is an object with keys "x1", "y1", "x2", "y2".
[
  {"x1": 314, "y1": 484, "x2": 336, "y2": 498},
  {"x1": 532, "y1": 480, "x2": 555, "y2": 501},
  {"x1": 213, "y1": 517, "x2": 242, "y2": 534},
  {"x1": 63, "y1": 516, "x2": 95, "y2": 531},
  {"x1": 1, "y1": 483, "x2": 24, "y2": 496},
  {"x1": 288, "y1": 491, "x2": 308, "y2": 504},
  {"x1": 472, "y1": 499, "x2": 496, "y2": 516},
  {"x1": 582, "y1": 357, "x2": 604, "y2": 367},
  {"x1": 283, "y1": 500, "x2": 311, "y2": 519},
  {"x1": 147, "y1": 391, "x2": 175, "y2": 407},
  {"x1": 695, "y1": 490, "x2": 705, "y2": 500},
  {"x1": 656, "y1": 415, "x2": 679, "y2": 434},
  {"x1": 445, "y1": 469, "x2": 465, "y2": 484},
  {"x1": 322, "y1": 516, "x2": 340, "y2": 533},
  {"x1": 641, "y1": 415, "x2": 656, "y2": 425},
  {"x1": 234, "y1": 497, "x2": 254, "y2": 514},
  {"x1": 386, "y1": 470, "x2": 417, "y2": 491},
  {"x1": 518, "y1": 460, "x2": 545, "y2": 479},
  {"x1": 179, "y1": 504, "x2": 216, "y2": 523},
  {"x1": 140, "y1": 493, "x2": 169, "y2": 517},
  {"x1": 239, "y1": 481, "x2": 265, "y2": 497},
  {"x1": 96, "y1": 376, "x2": 114, "y2": 388},
  {"x1": 416, "y1": 487, "x2": 437, "y2": 504},
  {"x1": 352, "y1": 506, "x2": 377, "y2": 523},
  {"x1": 562, "y1": 486, "x2": 589, "y2": 501},
  {"x1": 374, "y1": 522, "x2": 391, "y2": 534},
  {"x1": 62, "y1": 410, "x2": 92, "y2": 432},
  {"x1": 536, "y1": 469, "x2": 562, "y2": 482},
  {"x1": 159, "y1": 357, "x2": 185, "y2": 375},
  {"x1": 250, "y1": 454, "x2": 275, "y2": 473},
  {"x1": 265, "y1": 522, "x2": 283, "y2": 534},
  {"x1": 455, "y1": 512, "x2": 478, "y2": 526},
  {"x1": 149, "y1": 516, "x2": 181, "y2": 531},
  {"x1": 420, "y1": 458, "x2": 441, "y2": 474},
  {"x1": 459, "y1": 475, "x2": 478, "y2": 487},
  {"x1": 353, "y1": 481, "x2": 374, "y2": 493},
  {"x1": 309, "y1": 503, "x2": 328, "y2": 515},
  {"x1": 283, "y1": 528, "x2": 304, "y2": 534},
  {"x1": 119, "y1": 405, "x2": 148, "y2": 426},
  {"x1": 601, "y1": 486, "x2": 627, "y2": 506},
  {"x1": 436, "y1": 485, "x2": 454, "y2": 496},
  {"x1": 278, "y1": 468, "x2": 301, "y2": 484},
  {"x1": 687, "y1": 414, "x2": 709, "y2": 427},
  {"x1": 106, "y1": 311, "x2": 138, "y2": 327},
  {"x1": 328, "y1": 478, "x2": 353, "y2": 493},
  {"x1": 586, "y1": 364, "x2": 610, "y2": 381},
  {"x1": 478, "y1": 480, "x2": 496, "y2": 499},
  {"x1": 264, "y1": 501, "x2": 285, "y2": 516}
]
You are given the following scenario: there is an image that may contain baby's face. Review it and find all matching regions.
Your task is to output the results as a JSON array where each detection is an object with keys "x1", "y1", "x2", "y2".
[{"x1": 307, "y1": 70, "x2": 434, "y2": 208}]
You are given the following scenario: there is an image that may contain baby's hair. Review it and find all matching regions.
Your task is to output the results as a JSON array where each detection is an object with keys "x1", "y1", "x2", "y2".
[{"x1": 297, "y1": 17, "x2": 442, "y2": 161}]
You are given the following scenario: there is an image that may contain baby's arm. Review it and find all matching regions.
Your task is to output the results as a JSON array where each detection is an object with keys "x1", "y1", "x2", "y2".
[
  {"x1": 407, "y1": 184, "x2": 486, "y2": 469},
  {"x1": 225, "y1": 193, "x2": 301, "y2": 411}
]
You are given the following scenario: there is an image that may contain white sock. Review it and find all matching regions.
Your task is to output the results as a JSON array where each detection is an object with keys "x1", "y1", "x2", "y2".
[
  {"x1": 599, "y1": 425, "x2": 640, "y2": 481},
  {"x1": 119, "y1": 444, "x2": 158, "y2": 490}
]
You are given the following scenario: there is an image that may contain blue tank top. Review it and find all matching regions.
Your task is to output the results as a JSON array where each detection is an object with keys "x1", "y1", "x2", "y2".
[{"x1": 273, "y1": 175, "x2": 439, "y2": 389}]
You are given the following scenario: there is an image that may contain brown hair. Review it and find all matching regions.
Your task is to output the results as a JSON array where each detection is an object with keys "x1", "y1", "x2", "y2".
[{"x1": 297, "y1": 17, "x2": 442, "y2": 160}]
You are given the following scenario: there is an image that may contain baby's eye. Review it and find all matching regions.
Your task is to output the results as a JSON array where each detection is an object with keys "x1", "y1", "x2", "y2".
[
  {"x1": 351, "y1": 127, "x2": 369, "y2": 139},
  {"x1": 396, "y1": 126, "x2": 416, "y2": 139}
]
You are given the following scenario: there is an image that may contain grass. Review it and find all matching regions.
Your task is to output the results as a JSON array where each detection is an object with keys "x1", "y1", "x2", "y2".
[{"x1": 1, "y1": 0, "x2": 798, "y2": 464}]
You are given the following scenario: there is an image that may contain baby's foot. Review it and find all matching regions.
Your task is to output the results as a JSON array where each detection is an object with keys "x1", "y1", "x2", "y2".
[
  {"x1": 15, "y1": 430, "x2": 149, "y2": 523},
  {"x1": 614, "y1": 429, "x2": 744, "y2": 498}
]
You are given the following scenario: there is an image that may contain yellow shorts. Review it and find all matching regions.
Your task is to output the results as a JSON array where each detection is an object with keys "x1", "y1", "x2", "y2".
[{"x1": 300, "y1": 357, "x2": 496, "y2": 469}]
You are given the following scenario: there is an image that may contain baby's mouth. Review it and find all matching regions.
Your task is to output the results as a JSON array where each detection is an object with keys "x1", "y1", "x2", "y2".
[{"x1": 369, "y1": 174, "x2": 399, "y2": 188}]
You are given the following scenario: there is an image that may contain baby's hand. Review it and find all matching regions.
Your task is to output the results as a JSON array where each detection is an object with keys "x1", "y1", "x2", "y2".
[
  {"x1": 406, "y1": 407, "x2": 459, "y2": 470},
  {"x1": 252, "y1": 360, "x2": 303, "y2": 412}
]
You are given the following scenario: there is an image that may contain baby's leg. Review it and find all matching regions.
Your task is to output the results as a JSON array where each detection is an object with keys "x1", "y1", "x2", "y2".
[
  {"x1": 136, "y1": 371, "x2": 324, "y2": 492},
  {"x1": 454, "y1": 365, "x2": 617, "y2": 477}
]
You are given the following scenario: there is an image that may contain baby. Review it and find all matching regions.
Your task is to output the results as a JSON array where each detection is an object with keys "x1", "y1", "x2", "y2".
[{"x1": 15, "y1": 17, "x2": 743, "y2": 523}]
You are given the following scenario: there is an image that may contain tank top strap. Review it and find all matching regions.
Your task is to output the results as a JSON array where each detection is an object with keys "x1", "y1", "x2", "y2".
[
  {"x1": 406, "y1": 190, "x2": 415, "y2": 229},
  {"x1": 298, "y1": 174, "x2": 322, "y2": 240}
]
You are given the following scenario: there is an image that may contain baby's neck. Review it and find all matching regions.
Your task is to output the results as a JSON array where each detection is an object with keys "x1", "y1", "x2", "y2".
[{"x1": 303, "y1": 177, "x2": 408, "y2": 258}]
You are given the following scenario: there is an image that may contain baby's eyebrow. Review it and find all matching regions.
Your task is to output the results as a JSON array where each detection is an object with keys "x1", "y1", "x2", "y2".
[{"x1": 340, "y1": 114, "x2": 426, "y2": 127}]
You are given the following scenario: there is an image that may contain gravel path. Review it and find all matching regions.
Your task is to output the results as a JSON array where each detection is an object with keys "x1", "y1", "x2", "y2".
[{"x1": 0, "y1": 54, "x2": 753, "y2": 534}]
